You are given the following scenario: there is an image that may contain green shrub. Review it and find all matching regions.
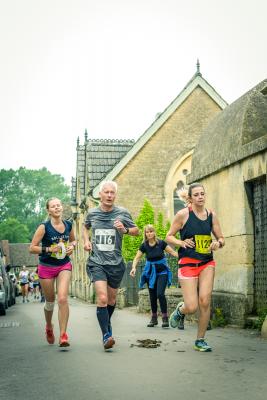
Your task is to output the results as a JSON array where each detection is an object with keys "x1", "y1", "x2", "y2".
[
  {"x1": 122, "y1": 199, "x2": 171, "y2": 261},
  {"x1": 211, "y1": 307, "x2": 227, "y2": 327},
  {"x1": 251, "y1": 308, "x2": 267, "y2": 330}
]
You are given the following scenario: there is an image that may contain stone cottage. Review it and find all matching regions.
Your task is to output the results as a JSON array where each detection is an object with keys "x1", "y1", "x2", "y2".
[{"x1": 188, "y1": 79, "x2": 267, "y2": 325}]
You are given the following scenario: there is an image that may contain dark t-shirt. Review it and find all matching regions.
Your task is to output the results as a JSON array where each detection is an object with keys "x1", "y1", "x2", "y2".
[
  {"x1": 139, "y1": 240, "x2": 167, "y2": 261},
  {"x1": 139, "y1": 240, "x2": 168, "y2": 273}
]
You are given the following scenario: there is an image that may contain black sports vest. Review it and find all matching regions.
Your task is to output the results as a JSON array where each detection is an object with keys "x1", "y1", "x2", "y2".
[
  {"x1": 178, "y1": 207, "x2": 214, "y2": 263},
  {"x1": 39, "y1": 220, "x2": 72, "y2": 267}
]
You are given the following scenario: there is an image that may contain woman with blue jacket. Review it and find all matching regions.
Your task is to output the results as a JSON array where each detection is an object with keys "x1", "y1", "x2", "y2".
[{"x1": 130, "y1": 225, "x2": 178, "y2": 328}]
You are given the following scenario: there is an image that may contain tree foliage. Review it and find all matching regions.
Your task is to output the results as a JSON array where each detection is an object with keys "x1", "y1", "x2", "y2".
[
  {"x1": 122, "y1": 199, "x2": 170, "y2": 261},
  {"x1": 0, "y1": 167, "x2": 70, "y2": 241},
  {"x1": 0, "y1": 218, "x2": 30, "y2": 243},
  {"x1": 135, "y1": 199, "x2": 155, "y2": 228}
]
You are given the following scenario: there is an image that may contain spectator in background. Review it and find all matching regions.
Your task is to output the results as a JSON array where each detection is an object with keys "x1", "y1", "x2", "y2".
[
  {"x1": 30, "y1": 268, "x2": 40, "y2": 300},
  {"x1": 19, "y1": 265, "x2": 30, "y2": 303}
]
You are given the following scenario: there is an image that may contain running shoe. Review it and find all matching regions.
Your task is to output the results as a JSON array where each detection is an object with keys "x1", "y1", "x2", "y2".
[
  {"x1": 194, "y1": 339, "x2": 212, "y2": 352},
  {"x1": 103, "y1": 333, "x2": 115, "y2": 350},
  {"x1": 169, "y1": 302, "x2": 185, "y2": 329},
  {"x1": 59, "y1": 332, "x2": 70, "y2": 347},
  {"x1": 45, "y1": 325, "x2": 55, "y2": 345},
  {"x1": 147, "y1": 316, "x2": 158, "y2": 327}
]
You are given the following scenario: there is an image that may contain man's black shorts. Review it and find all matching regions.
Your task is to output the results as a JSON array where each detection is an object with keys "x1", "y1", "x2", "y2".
[{"x1": 86, "y1": 261, "x2": 125, "y2": 289}]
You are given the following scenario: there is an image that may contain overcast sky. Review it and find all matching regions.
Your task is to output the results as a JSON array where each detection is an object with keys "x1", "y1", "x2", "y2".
[{"x1": 0, "y1": 0, "x2": 266, "y2": 185}]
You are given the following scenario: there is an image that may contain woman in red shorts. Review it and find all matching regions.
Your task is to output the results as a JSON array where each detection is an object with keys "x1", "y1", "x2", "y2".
[
  {"x1": 30, "y1": 198, "x2": 76, "y2": 348},
  {"x1": 166, "y1": 183, "x2": 225, "y2": 352}
]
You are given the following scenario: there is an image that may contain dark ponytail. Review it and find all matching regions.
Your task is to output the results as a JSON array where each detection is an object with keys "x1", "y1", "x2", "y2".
[{"x1": 188, "y1": 183, "x2": 205, "y2": 197}]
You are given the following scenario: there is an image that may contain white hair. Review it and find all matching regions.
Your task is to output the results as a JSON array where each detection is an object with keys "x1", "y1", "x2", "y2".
[{"x1": 99, "y1": 180, "x2": 118, "y2": 193}]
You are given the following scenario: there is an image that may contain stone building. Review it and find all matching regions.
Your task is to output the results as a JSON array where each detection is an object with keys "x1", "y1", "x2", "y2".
[
  {"x1": 71, "y1": 66, "x2": 267, "y2": 326},
  {"x1": 70, "y1": 64, "x2": 227, "y2": 301},
  {"x1": 188, "y1": 79, "x2": 267, "y2": 325}
]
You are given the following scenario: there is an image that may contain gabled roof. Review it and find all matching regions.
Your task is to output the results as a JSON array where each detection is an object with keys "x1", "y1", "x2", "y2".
[
  {"x1": 93, "y1": 68, "x2": 228, "y2": 198},
  {"x1": 86, "y1": 139, "x2": 135, "y2": 193},
  {"x1": 74, "y1": 133, "x2": 135, "y2": 199}
]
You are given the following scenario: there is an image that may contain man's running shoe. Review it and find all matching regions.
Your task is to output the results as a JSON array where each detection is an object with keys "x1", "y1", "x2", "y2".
[
  {"x1": 103, "y1": 333, "x2": 115, "y2": 350},
  {"x1": 194, "y1": 339, "x2": 212, "y2": 352},
  {"x1": 59, "y1": 332, "x2": 70, "y2": 347},
  {"x1": 45, "y1": 325, "x2": 55, "y2": 345},
  {"x1": 169, "y1": 302, "x2": 185, "y2": 329}
]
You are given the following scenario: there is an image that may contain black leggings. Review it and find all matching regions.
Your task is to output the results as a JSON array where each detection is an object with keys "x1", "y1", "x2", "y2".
[{"x1": 148, "y1": 273, "x2": 168, "y2": 314}]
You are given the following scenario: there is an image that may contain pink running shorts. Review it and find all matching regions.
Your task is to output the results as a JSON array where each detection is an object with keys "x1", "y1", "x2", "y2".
[{"x1": 38, "y1": 262, "x2": 72, "y2": 279}]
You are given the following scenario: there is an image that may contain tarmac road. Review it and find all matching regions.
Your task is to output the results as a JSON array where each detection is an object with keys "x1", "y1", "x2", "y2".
[{"x1": 0, "y1": 297, "x2": 266, "y2": 400}]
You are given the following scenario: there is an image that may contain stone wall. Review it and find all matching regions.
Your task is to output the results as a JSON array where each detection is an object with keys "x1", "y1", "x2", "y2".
[
  {"x1": 138, "y1": 288, "x2": 184, "y2": 314},
  {"x1": 137, "y1": 288, "x2": 251, "y2": 326}
]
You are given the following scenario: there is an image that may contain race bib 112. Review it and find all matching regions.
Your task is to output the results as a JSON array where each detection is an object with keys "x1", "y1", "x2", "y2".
[{"x1": 194, "y1": 235, "x2": 212, "y2": 254}]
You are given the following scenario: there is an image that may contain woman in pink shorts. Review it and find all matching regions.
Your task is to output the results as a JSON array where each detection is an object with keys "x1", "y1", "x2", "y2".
[
  {"x1": 166, "y1": 183, "x2": 225, "y2": 352},
  {"x1": 30, "y1": 198, "x2": 76, "y2": 348}
]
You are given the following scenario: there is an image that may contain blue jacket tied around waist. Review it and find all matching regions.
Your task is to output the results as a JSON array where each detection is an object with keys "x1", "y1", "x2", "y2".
[{"x1": 139, "y1": 257, "x2": 172, "y2": 289}]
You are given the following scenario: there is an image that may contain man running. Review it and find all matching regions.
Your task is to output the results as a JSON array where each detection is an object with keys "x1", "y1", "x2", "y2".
[{"x1": 83, "y1": 181, "x2": 139, "y2": 350}]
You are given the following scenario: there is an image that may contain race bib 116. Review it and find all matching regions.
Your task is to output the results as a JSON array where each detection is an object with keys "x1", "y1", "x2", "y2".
[{"x1": 95, "y1": 229, "x2": 116, "y2": 251}]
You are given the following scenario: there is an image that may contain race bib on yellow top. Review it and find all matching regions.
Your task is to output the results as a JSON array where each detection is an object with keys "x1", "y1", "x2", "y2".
[
  {"x1": 95, "y1": 229, "x2": 116, "y2": 251},
  {"x1": 195, "y1": 235, "x2": 212, "y2": 254},
  {"x1": 50, "y1": 241, "x2": 68, "y2": 259}
]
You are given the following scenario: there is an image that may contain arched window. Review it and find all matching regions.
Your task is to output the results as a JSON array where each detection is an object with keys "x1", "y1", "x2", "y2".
[{"x1": 173, "y1": 180, "x2": 186, "y2": 214}]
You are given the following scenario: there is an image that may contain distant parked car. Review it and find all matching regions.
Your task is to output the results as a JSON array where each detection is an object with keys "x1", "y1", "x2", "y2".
[
  {"x1": 0, "y1": 259, "x2": 9, "y2": 310},
  {"x1": 6, "y1": 266, "x2": 16, "y2": 306},
  {"x1": 9, "y1": 273, "x2": 20, "y2": 297},
  {"x1": 0, "y1": 259, "x2": 14, "y2": 308},
  {"x1": 0, "y1": 276, "x2": 7, "y2": 315}
]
